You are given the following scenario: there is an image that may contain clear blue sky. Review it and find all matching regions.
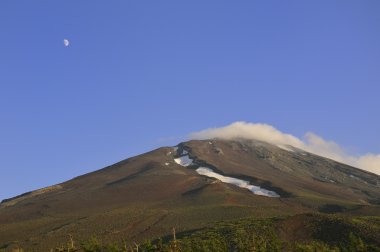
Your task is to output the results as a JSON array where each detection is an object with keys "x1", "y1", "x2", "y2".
[{"x1": 1, "y1": 1, "x2": 379, "y2": 200}]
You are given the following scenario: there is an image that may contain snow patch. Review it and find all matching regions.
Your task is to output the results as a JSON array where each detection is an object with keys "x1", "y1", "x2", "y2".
[
  {"x1": 174, "y1": 154, "x2": 279, "y2": 197},
  {"x1": 165, "y1": 162, "x2": 170, "y2": 166},
  {"x1": 174, "y1": 155, "x2": 193, "y2": 166},
  {"x1": 277, "y1": 145, "x2": 294, "y2": 152},
  {"x1": 196, "y1": 167, "x2": 279, "y2": 197},
  {"x1": 349, "y1": 174, "x2": 359, "y2": 180}
]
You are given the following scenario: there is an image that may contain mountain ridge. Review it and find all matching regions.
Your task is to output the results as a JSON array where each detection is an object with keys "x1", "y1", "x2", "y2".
[{"x1": 1, "y1": 139, "x2": 380, "y2": 250}]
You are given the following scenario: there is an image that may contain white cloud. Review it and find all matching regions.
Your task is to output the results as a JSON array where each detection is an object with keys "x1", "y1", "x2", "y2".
[
  {"x1": 190, "y1": 121, "x2": 380, "y2": 175},
  {"x1": 356, "y1": 154, "x2": 380, "y2": 175}
]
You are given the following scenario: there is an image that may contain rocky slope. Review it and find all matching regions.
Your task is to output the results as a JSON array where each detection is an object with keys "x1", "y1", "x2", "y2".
[{"x1": 1, "y1": 139, "x2": 380, "y2": 251}]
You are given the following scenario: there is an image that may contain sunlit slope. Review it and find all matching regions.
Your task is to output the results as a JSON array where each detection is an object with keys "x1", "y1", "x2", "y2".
[
  {"x1": 1, "y1": 139, "x2": 380, "y2": 250},
  {"x1": 184, "y1": 139, "x2": 380, "y2": 206}
]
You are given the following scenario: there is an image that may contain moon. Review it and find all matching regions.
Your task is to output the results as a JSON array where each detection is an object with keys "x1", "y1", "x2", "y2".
[{"x1": 63, "y1": 39, "x2": 70, "y2": 47}]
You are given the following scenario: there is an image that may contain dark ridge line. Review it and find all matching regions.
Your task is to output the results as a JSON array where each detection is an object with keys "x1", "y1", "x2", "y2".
[
  {"x1": 181, "y1": 183, "x2": 213, "y2": 196},
  {"x1": 1, "y1": 191, "x2": 34, "y2": 204},
  {"x1": 106, "y1": 162, "x2": 158, "y2": 186}
]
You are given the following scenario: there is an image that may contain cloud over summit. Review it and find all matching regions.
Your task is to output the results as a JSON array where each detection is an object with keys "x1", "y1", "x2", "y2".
[{"x1": 190, "y1": 121, "x2": 380, "y2": 175}]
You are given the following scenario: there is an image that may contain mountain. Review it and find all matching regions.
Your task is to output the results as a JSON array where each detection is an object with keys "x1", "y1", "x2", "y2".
[{"x1": 1, "y1": 139, "x2": 380, "y2": 251}]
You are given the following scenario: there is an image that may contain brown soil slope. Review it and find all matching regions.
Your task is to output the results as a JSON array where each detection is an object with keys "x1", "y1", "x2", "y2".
[{"x1": 1, "y1": 139, "x2": 379, "y2": 251}]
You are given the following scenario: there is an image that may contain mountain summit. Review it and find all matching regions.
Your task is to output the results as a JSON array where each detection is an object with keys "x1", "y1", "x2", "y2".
[{"x1": 1, "y1": 139, "x2": 380, "y2": 250}]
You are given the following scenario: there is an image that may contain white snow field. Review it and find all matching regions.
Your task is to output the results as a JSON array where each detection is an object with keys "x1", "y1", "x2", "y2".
[
  {"x1": 174, "y1": 155, "x2": 193, "y2": 166},
  {"x1": 174, "y1": 154, "x2": 279, "y2": 197},
  {"x1": 196, "y1": 167, "x2": 279, "y2": 197}
]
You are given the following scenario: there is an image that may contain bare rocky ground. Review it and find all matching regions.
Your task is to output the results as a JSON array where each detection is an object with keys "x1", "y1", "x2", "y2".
[{"x1": 1, "y1": 139, "x2": 380, "y2": 251}]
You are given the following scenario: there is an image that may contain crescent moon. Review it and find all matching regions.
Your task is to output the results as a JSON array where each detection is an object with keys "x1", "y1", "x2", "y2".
[{"x1": 63, "y1": 39, "x2": 70, "y2": 47}]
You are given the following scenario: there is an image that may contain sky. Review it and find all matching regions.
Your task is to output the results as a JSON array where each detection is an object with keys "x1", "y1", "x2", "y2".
[{"x1": 1, "y1": 1, "x2": 379, "y2": 201}]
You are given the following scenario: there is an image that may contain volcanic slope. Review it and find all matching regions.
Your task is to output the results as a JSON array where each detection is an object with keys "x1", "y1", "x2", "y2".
[{"x1": 1, "y1": 139, "x2": 380, "y2": 250}]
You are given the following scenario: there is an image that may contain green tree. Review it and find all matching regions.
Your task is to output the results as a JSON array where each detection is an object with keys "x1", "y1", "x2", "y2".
[{"x1": 81, "y1": 237, "x2": 101, "y2": 252}]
